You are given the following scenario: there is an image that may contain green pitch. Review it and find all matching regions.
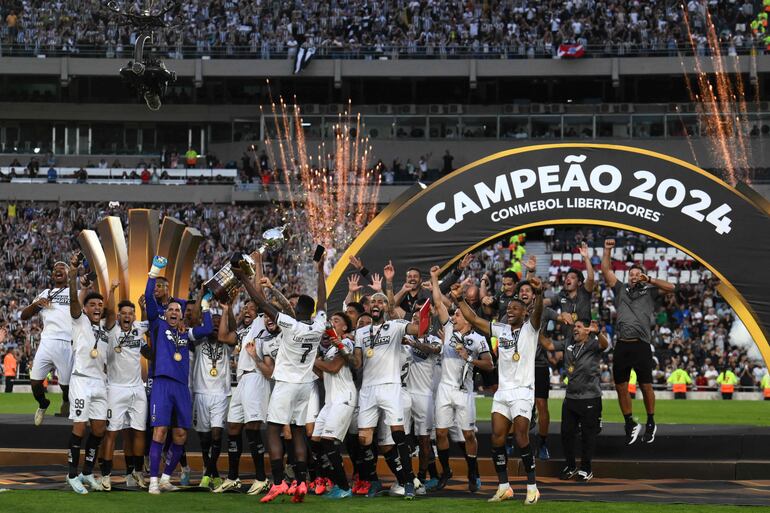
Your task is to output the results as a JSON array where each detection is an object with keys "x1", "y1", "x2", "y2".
[
  {"x1": 3, "y1": 393, "x2": 767, "y2": 426},
  {"x1": 0, "y1": 491, "x2": 765, "y2": 513}
]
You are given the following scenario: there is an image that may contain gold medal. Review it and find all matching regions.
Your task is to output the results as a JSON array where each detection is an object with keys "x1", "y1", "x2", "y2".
[
  {"x1": 366, "y1": 348, "x2": 374, "y2": 358},
  {"x1": 90, "y1": 348, "x2": 98, "y2": 359},
  {"x1": 455, "y1": 343, "x2": 464, "y2": 352},
  {"x1": 568, "y1": 365, "x2": 575, "y2": 374},
  {"x1": 512, "y1": 352, "x2": 520, "y2": 362},
  {"x1": 209, "y1": 368, "x2": 218, "y2": 377},
  {"x1": 572, "y1": 313, "x2": 578, "y2": 322},
  {"x1": 114, "y1": 346, "x2": 122, "y2": 354},
  {"x1": 173, "y1": 352, "x2": 182, "y2": 362}
]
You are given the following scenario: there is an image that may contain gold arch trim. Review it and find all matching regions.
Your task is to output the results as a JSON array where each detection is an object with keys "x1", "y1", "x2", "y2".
[{"x1": 326, "y1": 144, "x2": 770, "y2": 368}]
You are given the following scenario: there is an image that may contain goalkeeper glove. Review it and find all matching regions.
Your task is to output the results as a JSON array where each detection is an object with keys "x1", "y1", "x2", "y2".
[{"x1": 148, "y1": 256, "x2": 168, "y2": 278}]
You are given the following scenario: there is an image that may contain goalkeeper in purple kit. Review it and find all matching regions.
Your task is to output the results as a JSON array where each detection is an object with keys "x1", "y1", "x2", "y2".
[{"x1": 144, "y1": 256, "x2": 213, "y2": 494}]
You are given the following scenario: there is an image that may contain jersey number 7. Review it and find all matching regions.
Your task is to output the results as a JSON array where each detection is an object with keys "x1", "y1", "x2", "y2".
[{"x1": 300, "y1": 343, "x2": 313, "y2": 363}]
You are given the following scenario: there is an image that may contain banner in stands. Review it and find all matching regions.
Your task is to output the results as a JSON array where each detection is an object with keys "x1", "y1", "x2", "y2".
[{"x1": 326, "y1": 144, "x2": 770, "y2": 364}]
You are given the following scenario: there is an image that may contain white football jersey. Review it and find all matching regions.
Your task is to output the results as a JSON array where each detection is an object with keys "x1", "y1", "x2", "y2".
[
  {"x1": 237, "y1": 315, "x2": 263, "y2": 377},
  {"x1": 71, "y1": 314, "x2": 108, "y2": 381},
  {"x1": 354, "y1": 319, "x2": 409, "y2": 387},
  {"x1": 272, "y1": 311, "x2": 326, "y2": 384},
  {"x1": 405, "y1": 334, "x2": 440, "y2": 395},
  {"x1": 491, "y1": 320, "x2": 538, "y2": 391},
  {"x1": 440, "y1": 321, "x2": 490, "y2": 390},
  {"x1": 107, "y1": 321, "x2": 148, "y2": 387},
  {"x1": 321, "y1": 339, "x2": 357, "y2": 404},
  {"x1": 35, "y1": 288, "x2": 72, "y2": 341},
  {"x1": 190, "y1": 334, "x2": 233, "y2": 395},
  {"x1": 399, "y1": 344, "x2": 413, "y2": 388}
]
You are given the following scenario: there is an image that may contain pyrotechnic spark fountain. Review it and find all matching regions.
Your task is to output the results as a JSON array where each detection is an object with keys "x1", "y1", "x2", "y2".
[
  {"x1": 260, "y1": 95, "x2": 381, "y2": 290},
  {"x1": 681, "y1": 5, "x2": 760, "y2": 185}
]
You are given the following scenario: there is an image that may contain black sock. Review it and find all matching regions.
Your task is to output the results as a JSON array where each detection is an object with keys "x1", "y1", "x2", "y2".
[
  {"x1": 344, "y1": 434, "x2": 362, "y2": 478},
  {"x1": 491, "y1": 446, "x2": 508, "y2": 485},
  {"x1": 100, "y1": 458, "x2": 113, "y2": 476},
  {"x1": 465, "y1": 455, "x2": 478, "y2": 479},
  {"x1": 438, "y1": 448, "x2": 450, "y2": 476},
  {"x1": 227, "y1": 434, "x2": 242, "y2": 481},
  {"x1": 199, "y1": 432, "x2": 212, "y2": 475},
  {"x1": 207, "y1": 436, "x2": 222, "y2": 478},
  {"x1": 82, "y1": 434, "x2": 103, "y2": 476},
  {"x1": 125, "y1": 454, "x2": 135, "y2": 476},
  {"x1": 32, "y1": 382, "x2": 49, "y2": 409},
  {"x1": 519, "y1": 444, "x2": 536, "y2": 485},
  {"x1": 392, "y1": 430, "x2": 414, "y2": 484},
  {"x1": 245, "y1": 429, "x2": 265, "y2": 481},
  {"x1": 310, "y1": 440, "x2": 324, "y2": 481},
  {"x1": 180, "y1": 449, "x2": 188, "y2": 468},
  {"x1": 647, "y1": 414, "x2": 655, "y2": 425},
  {"x1": 539, "y1": 434, "x2": 548, "y2": 445},
  {"x1": 428, "y1": 461, "x2": 439, "y2": 480},
  {"x1": 61, "y1": 385, "x2": 70, "y2": 405},
  {"x1": 361, "y1": 443, "x2": 378, "y2": 482},
  {"x1": 294, "y1": 460, "x2": 308, "y2": 484},
  {"x1": 270, "y1": 458, "x2": 284, "y2": 483},
  {"x1": 457, "y1": 441, "x2": 467, "y2": 458},
  {"x1": 133, "y1": 455, "x2": 144, "y2": 473},
  {"x1": 624, "y1": 413, "x2": 634, "y2": 425},
  {"x1": 68, "y1": 433, "x2": 83, "y2": 479},
  {"x1": 323, "y1": 439, "x2": 349, "y2": 491},
  {"x1": 384, "y1": 449, "x2": 400, "y2": 482},
  {"x1": 417, "y1": 470, "x2": 426, "y2": 481}
]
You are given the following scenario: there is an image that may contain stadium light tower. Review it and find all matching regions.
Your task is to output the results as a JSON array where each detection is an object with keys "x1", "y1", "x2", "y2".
[{"x1": 105, "y1": 0, "x2": 179, "y2": 111}]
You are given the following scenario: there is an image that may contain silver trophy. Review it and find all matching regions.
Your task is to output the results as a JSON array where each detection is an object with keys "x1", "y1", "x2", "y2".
[{"x1": 258, "y1": 225, "x2": 288, "y2": 254}]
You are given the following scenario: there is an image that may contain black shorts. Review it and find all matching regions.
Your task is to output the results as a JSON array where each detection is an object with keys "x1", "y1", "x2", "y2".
[
  {"x1": 613, "y1": 341, "x2": 653, "y2": 385},
  {"x1": 534, "y1": 366, "x2": 550, "y2": 399}
]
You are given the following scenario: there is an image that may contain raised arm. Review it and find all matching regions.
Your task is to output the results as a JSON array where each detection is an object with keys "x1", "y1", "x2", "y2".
[
  {"x1": 591, "y1": 321, "x2": 608, "y2": 350},
  {"x1": 384, "y1": 260, "x2": 405, "y2": 319},
  {"x1": 260, "y1": 277, "x2": 296, "y2": 317},
  {"x1": 601, "y1": 239, "x2": 618, "y2": 288},
  {"x1": 315, "y1": 251, "x2": 327, "y2": 312},
  {"x1": 406, "y1": 335, "x2": 441, "y2": 355},
  {"x1": 439, "y1": 253, "x2": 473, "y2": 295},
  {"x1": 429, "y1": 265, "x2": 450, "y2": 324},
  {"x1": 524, "y1": 254, "x2": 537, "y2": 280},
  {"x1": 218, "y1": 303, "x2": 237, "y2": 344},
  {"x1": 68, "y1": 253, "x2": 82, "y2": 319},
  {"x1": 144, "y1": 255, "x2": 168, "y2": 322},
  {"x1": 579, "y1": 242, "x2": 595, "y2": 292},
  {"x1": 643, "y1": 274, "x2": 676, "y2": 294},
  {"x1": 191, "y1": 301, "x2": 213, "y2": 340},
  {"x1": 233, "y1": 264, "x2": 279, "y2": 322},
  {"x1": 103, "y1": 280, "x2": 120, "y2": 330},
  {"x1": 451, "y1": 284, "x2": 491, "y2": 336},
  {"x1": 529, "y1": 276, "x2": 544, "y2": 331},
  {"x1": 538, "y1": 331, "x2": 556, "y2": 351}
]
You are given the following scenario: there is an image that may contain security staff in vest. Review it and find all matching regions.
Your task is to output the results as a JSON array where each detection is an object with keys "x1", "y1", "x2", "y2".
[
  {"x1": 716, "y1": 367, "x2": 739, "y2": 400},
  {"x1": 601, "y1": 239, "x2": 676, "y2": 446},
  {"x1": 539, "y1": 320, "x2": 608, "y2": 482},
  {"x1": 667, "y1": 365, "x2": 692, "y2": 399}
]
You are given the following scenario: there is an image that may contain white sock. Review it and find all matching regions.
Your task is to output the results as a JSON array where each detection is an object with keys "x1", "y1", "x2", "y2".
[
  {"x1": 160, "y1": 473, "x2": 171, "y2": 481},
  {"x1": 498, "y1": 482, "x2": 511, "y2": 490},
  {"x1": 150, "y1": 477, "x2": 159, "y2": 486},
  {"x1": 527, "y1": 483, "x2": 537, "y2": 492}
]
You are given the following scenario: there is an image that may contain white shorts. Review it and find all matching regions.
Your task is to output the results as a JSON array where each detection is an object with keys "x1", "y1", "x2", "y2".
[
  {"x1": 492, "y1": 388, "x2": 534, "y2": 422},
  {"x1": 192, "y1": 393, "x2": 230, "y2": 432},
  {"x1": 107, "y1": 384, "x2": 147, "y2": 431},
  {"x1": 69, "y1": 375, "x2": 108, "y2": 422},
  {"x1": 228, "y1": 373, "x2": 270, "y2": 424},
  {"x1": 378, "y1": 388, "x2": 412, "y2": 446},
  {"x1": 435, "y1": 384, "x2": 477, "y2": 431},
  {"x1": 358, "y1": 383, "x2": 404, "y2": 429},
  {"x1": 347, "y1": 406, "x2": 360, "y2": 435},
  {"x1": 410, "y1": 392, "x2": 434, "y2": 437},
  {"x1": 449, "y1": 423, "x2": 466, "y2": 443},
  {"x1": 30, "y1": 338, "x2": 74, "y2": 385},
  {"x1": 267, "y1": 381, "x2": 313, "y2": 426},
  {"x1": 306, "y1": 381, "x2": 321, "y2": 425},
  {"x1": 313, "y1": 401, "x2": 355, "y2": 441}
]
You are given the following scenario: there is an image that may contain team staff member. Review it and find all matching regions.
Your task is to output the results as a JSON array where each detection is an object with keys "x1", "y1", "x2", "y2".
[
  {"x1": 601, "y1": 239, "x2": 675, "y2": 446},
  {"x1": 667, "y1": 365, "x2": 692, "y2": 399},
  {"x1": 454, "y1": 277, "x2": 544, "y2": 505},
  {"x1": 539, "y1": 321, "x2": 608, "y2": 482}
]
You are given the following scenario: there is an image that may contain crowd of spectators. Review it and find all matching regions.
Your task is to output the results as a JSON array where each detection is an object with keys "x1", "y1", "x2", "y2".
[
  {"x1": 1, "y1": 0, "x2": 766, "y2": 59},
  {"x1": 0, "y1": 201, "x2": 766, "y2": 393}
]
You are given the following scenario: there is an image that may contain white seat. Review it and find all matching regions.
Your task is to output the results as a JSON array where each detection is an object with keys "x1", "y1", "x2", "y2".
[
  {"x1": 572, "y1": 253, "x2": 581, "y2": 262},
  {"x1": 633, "y1": 252, "x2": 643, "y2": 262},
  {"x1": 690, "y1": 270, "x2": 700, "y2": 283},
  {"x1": 656, "y1": 247, "x2": 667, "y2": 254},
  {"x1": 612, "y1": 248, "x2": 624, "y2": 260},
  {"x1": 615, "y1": 270, "x2": 625, "y2": 282},
  {"x1": 595, "y1": 248, "x2": 604, "y2": 257},
  {"x1": 680, "y1": 270, "x2": 691, "y2": 282},
  {"x1": 658, "y1": 272, "x2": 668, "y2": 282},
  {"x1": 666, "y1": 247, "x2": 677, "y2": 257},
  {"x1": 647, "y1": 270, "x2": 657, "y2": 279}
]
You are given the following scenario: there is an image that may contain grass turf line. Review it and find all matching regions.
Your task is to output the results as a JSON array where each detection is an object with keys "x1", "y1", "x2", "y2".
[
  {"x1": 0, "y1": 393, "x2": 768, "y2": 426},
  {"x1": 0, "y1": 491, "x2": 767, "y2": 513}
]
